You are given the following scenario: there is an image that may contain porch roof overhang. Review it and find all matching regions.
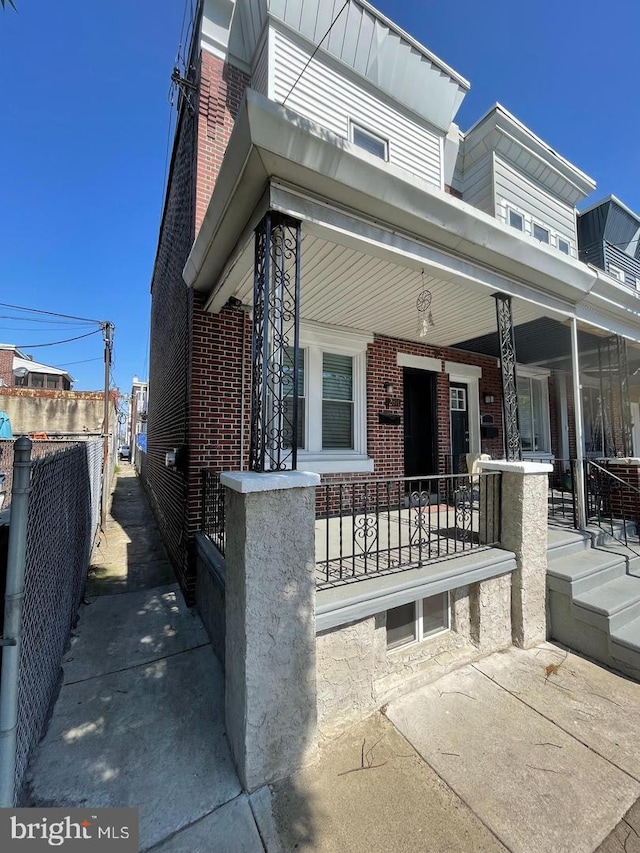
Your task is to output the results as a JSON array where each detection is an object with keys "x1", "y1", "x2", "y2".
[{"x1": 184, "y1": 91, "x2": 613, "y2": 347}]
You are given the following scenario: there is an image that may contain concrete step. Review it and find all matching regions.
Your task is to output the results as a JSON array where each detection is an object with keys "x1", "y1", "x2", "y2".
[
  {"x1": 547, "y1": 527, "x2": 593, "y2": 562},
  {"x1": 611, "y1": 613, "x2": 640, "y2": 669},
  {"x1": 547, "y1": 548, "x2": 626, "y2": 596},
  {"x1": 572, "y1": 575, "x2": 640, "y2": 633}
]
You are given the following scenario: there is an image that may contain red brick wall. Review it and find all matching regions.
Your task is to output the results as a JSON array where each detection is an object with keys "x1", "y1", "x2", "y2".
[
  {"x1": 146, "y1": 45, "x2": 249, "y2": 601},
  {"x1": 146, "y1": 81, "x2": 197, "y2": 596},
  {"x1": 0, "y1": 348, "x2": 14, "y2": 387},
  {"x1": 364, "y1": 335, "x2": 503, "y2": 479},
  {"x1": 195, "y1": 51, "x2": 250, "y2": 234}
]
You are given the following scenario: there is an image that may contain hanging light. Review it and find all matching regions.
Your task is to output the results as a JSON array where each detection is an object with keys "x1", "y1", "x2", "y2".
[{"x1": 416, "y1": 269, "x2": 435, "y2": 337}]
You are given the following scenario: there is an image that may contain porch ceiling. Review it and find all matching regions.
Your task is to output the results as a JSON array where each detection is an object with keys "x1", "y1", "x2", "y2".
[{"x1": 230, "y1": 229, "x2": 554, "y2": 349}]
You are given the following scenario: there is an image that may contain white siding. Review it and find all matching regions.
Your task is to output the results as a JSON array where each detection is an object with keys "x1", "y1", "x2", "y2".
[
  {"x1": 251, "y1": 31, "x2": 268, "y2": 96},
  {"x1": 494, "y1": 155, "x2": 578, "y2": 250},
  {"x1": 271, "y1": 27, "x2": 443, "y2": 189},
  {"x1": 461, "y1": 152, "x2": 493, "y2": 215}
]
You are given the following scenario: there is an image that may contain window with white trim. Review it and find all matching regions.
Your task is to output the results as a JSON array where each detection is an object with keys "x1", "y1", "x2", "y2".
[
  {"x1": 351, "y1": 122, "x2": 388, "y2": 160},
  {"x1": 608, "y1": 263, "x2": 624, "y2": 282},
  {"x1": 508, "y1": 209, "x2": 524, "y2": 231},
  {"x1": 557, "y1": 237, "x2": 570, "y2": 255},
  {"x1": 533, "y1": 223, "x2": 550, "y2": 244},
  {"x1": 386, "y1": 593, "x2": 450, "y2": 650},
  {"x1": 284, "y1": 324, "x2": 373, "y2": 473},
  {"x1": 517, "y1": 371, "x2": 551, "y2": 454}
]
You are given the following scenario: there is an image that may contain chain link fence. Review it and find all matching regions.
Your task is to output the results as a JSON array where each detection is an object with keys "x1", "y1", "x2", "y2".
[
  {"x1": 2, "y1": 439, "x2": 103, "y2": 803},
  {"x1": 0, "y1": 439, "x2": 87, "y2": 511}
]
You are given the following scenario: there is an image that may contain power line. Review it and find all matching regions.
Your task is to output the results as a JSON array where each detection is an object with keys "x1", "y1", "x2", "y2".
[
  {"x1": 0, "y1": 302, "x2": 104, "y2": 325},
  {"x1": 15, "y1": 329, "x2": 102, "y2": 349},
  {"x1": 0, "y1": 315, "x2": 95, "y2": 327},
  {"x1": 282, "y1": 1, "x2": 350, "y2": 106},
  {"x1": 54, "y1": 357, "x2": 103, "y2": 367}
]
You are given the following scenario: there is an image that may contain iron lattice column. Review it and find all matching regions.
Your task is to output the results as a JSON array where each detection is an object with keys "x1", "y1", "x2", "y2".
[
  {"x1": 494, "y1": 293, "x2": 522, "y2": 461},
  {"x1": 249, "y1": 212, "x2": 302, "y2": 472}
]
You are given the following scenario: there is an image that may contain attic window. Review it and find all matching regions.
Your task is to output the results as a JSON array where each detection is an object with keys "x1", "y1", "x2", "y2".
[
  {"x1": 351, "y1": 123, "x2": 388, "y2": 160},
  {"x1": 608, "y1": 264, "x2": 624, "y2": 282},
  {"x1": 509, "y1": 209, "x2": 524, "y2": 231},
  {"x1": 533, "y1": 223, "x2": 550, "y2": 244}
]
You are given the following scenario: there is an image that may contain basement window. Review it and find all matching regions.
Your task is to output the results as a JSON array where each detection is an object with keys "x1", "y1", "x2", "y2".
[
  {"x1": 351, "y1": 122, "x2": 388, "y2": 161},
  {"x1": 386, "y1": 593, "x2": 450, "y2": 650}
]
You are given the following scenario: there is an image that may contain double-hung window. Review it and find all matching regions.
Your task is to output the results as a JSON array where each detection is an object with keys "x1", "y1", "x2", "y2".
[{"x1": 283, "y1": 324, "x2": 373, "y2": 473}]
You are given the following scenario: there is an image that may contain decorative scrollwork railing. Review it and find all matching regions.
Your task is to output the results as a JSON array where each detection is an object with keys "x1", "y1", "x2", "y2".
[{"x1": 315, "y1": 472, "x2": 502, "y2": 589}]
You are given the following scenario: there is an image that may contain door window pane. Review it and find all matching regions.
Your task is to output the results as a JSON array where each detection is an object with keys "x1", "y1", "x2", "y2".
[
  {"x1": 322, "y1": 353, "x2": 353, "y2": 448},
  {"x1": 387, "y1": 602, "x2": 416, "y2": 649}
]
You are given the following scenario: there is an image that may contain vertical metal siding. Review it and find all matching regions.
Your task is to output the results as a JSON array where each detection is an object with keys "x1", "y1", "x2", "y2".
[{"x1": 271, "y1": 28, "x2": 443, "y2": 188}]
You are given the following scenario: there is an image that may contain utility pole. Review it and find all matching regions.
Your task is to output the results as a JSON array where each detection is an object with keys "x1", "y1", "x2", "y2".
[{"x1": 101, "y1": 322, "x2": 114, "y2": 527}]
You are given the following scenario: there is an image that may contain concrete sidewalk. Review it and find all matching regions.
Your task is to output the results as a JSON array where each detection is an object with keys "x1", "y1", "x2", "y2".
[{"x1": 24, "y1": 466, "x2": 640, "y2": 852}]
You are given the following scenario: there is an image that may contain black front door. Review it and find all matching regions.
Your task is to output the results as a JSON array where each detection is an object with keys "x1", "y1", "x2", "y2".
[
  {"x1": 403, "y1": 368, "x2": 437, "y2": 477},
  {"x1": 450, "y1": 382, "x2": 470, "y2": 474}
]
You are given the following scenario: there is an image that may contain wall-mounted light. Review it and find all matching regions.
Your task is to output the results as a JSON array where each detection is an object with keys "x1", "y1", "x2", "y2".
[
  {"x1": 383, "y1": 381, "x2": 394, "y2": 395},
  {"x1": 483, "y1": 393, "x2": 495, "y2": 404}
]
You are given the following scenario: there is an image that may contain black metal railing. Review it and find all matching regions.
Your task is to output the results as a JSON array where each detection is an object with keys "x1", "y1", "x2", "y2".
[
  {"x1": 201, "y1": 469, "x2": 226, "y2": 556},
  {"x1": 315, "y1": 472, "x2": 502, "y2": 589},
  {"x1": 585, "y1": 460, "x2": 640, "y2": 552},
  {"x1": 547, "y1": 458, "x2": 577, "y2": 525}
]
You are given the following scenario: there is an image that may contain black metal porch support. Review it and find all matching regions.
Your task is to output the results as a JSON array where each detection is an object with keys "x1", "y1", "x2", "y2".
[
  {"x1": 249, "y1": 211, "x2": 302, "y2": 472},
  {"x1": 494, "y1": 293, "x2": 522, "y2": 461}
]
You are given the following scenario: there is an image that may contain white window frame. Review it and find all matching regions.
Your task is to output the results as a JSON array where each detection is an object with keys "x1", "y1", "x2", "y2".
[
  {"x1": 349, "y1": 120, "x2": 389, "y2": 161},
  {"x1": 532, "y1": 222, "x2": 550, "y2": 244},
  {"x1": 517, "y1": 365, "x2": 551, "y2": 458},
  {"x1": 296, "y1": 323, "x2": 374, "y2": 474},
  {"x1": 386, "y1": 593, "x2": 450, "y2": 651},
  {"x1": 557, "y1": 236, "x2": 570, "y2": 255},
  {"x1": 450, "y1": 386, "x2": 467, "y2": 411},
  {"x1": 608, "y1": 263, "x2": 625, "y2": 282},
  {"x1": 508, "y1": 207, "x2": 524, "y2": 231}
]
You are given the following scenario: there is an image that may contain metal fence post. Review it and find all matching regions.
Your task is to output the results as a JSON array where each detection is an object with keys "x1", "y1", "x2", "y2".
[{"x1": 0, "y1": 436, "x2": 32, "y2": 806}]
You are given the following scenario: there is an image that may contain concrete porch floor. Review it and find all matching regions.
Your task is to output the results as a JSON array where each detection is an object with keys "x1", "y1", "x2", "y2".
[{"x1": 22, "y1": 466, "x2": 640, "y2": 852}]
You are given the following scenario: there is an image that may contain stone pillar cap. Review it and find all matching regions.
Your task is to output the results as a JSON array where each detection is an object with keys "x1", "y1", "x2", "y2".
[
  {"x1": 478, "y1": 459, "x2": 553, "y2": 474},
  {"x1": 220, "y1": 470, "x2": 321, "y2": 493}
]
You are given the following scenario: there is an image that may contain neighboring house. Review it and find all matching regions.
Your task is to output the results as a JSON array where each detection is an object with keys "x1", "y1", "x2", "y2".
[
  {"x1": 0, "y1": 344, "x2": 72, "y2": 391},
  {"x1": 129, "y1": 375, "x2": 148, "y2": 463},
  {"x1": 146, "y1": 0, "x2": 640, "y2": 603},
  {"x1": 0, "y1": 343, "x2": 117, "y2": 440}
]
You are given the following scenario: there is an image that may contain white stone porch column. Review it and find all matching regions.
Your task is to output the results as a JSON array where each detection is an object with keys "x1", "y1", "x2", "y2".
[
  {"x1": 220, "y1": 470, "x2": 320, "y2": 792},
  {"x1": 479, "y1": 460, "x2": 553, "y2": 648}
]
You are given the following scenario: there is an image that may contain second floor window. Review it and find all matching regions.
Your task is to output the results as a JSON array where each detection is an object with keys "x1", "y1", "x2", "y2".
[
  {"x1": 533, "y1": 223, "x2": 550, "y2": 244},
  {"x1": 351, "y1": 122, "x2": 388, "y2": 161}
]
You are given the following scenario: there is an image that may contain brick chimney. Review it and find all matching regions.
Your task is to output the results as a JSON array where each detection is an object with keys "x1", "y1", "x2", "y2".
[{"x1": 0, "y1": 346, "x2": 15, "y2": 387}]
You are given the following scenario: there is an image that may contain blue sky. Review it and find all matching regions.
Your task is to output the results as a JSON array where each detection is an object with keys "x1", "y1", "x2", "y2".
[{"x1": 1, "y1": 0, "x2": 638, "y2": 394}]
